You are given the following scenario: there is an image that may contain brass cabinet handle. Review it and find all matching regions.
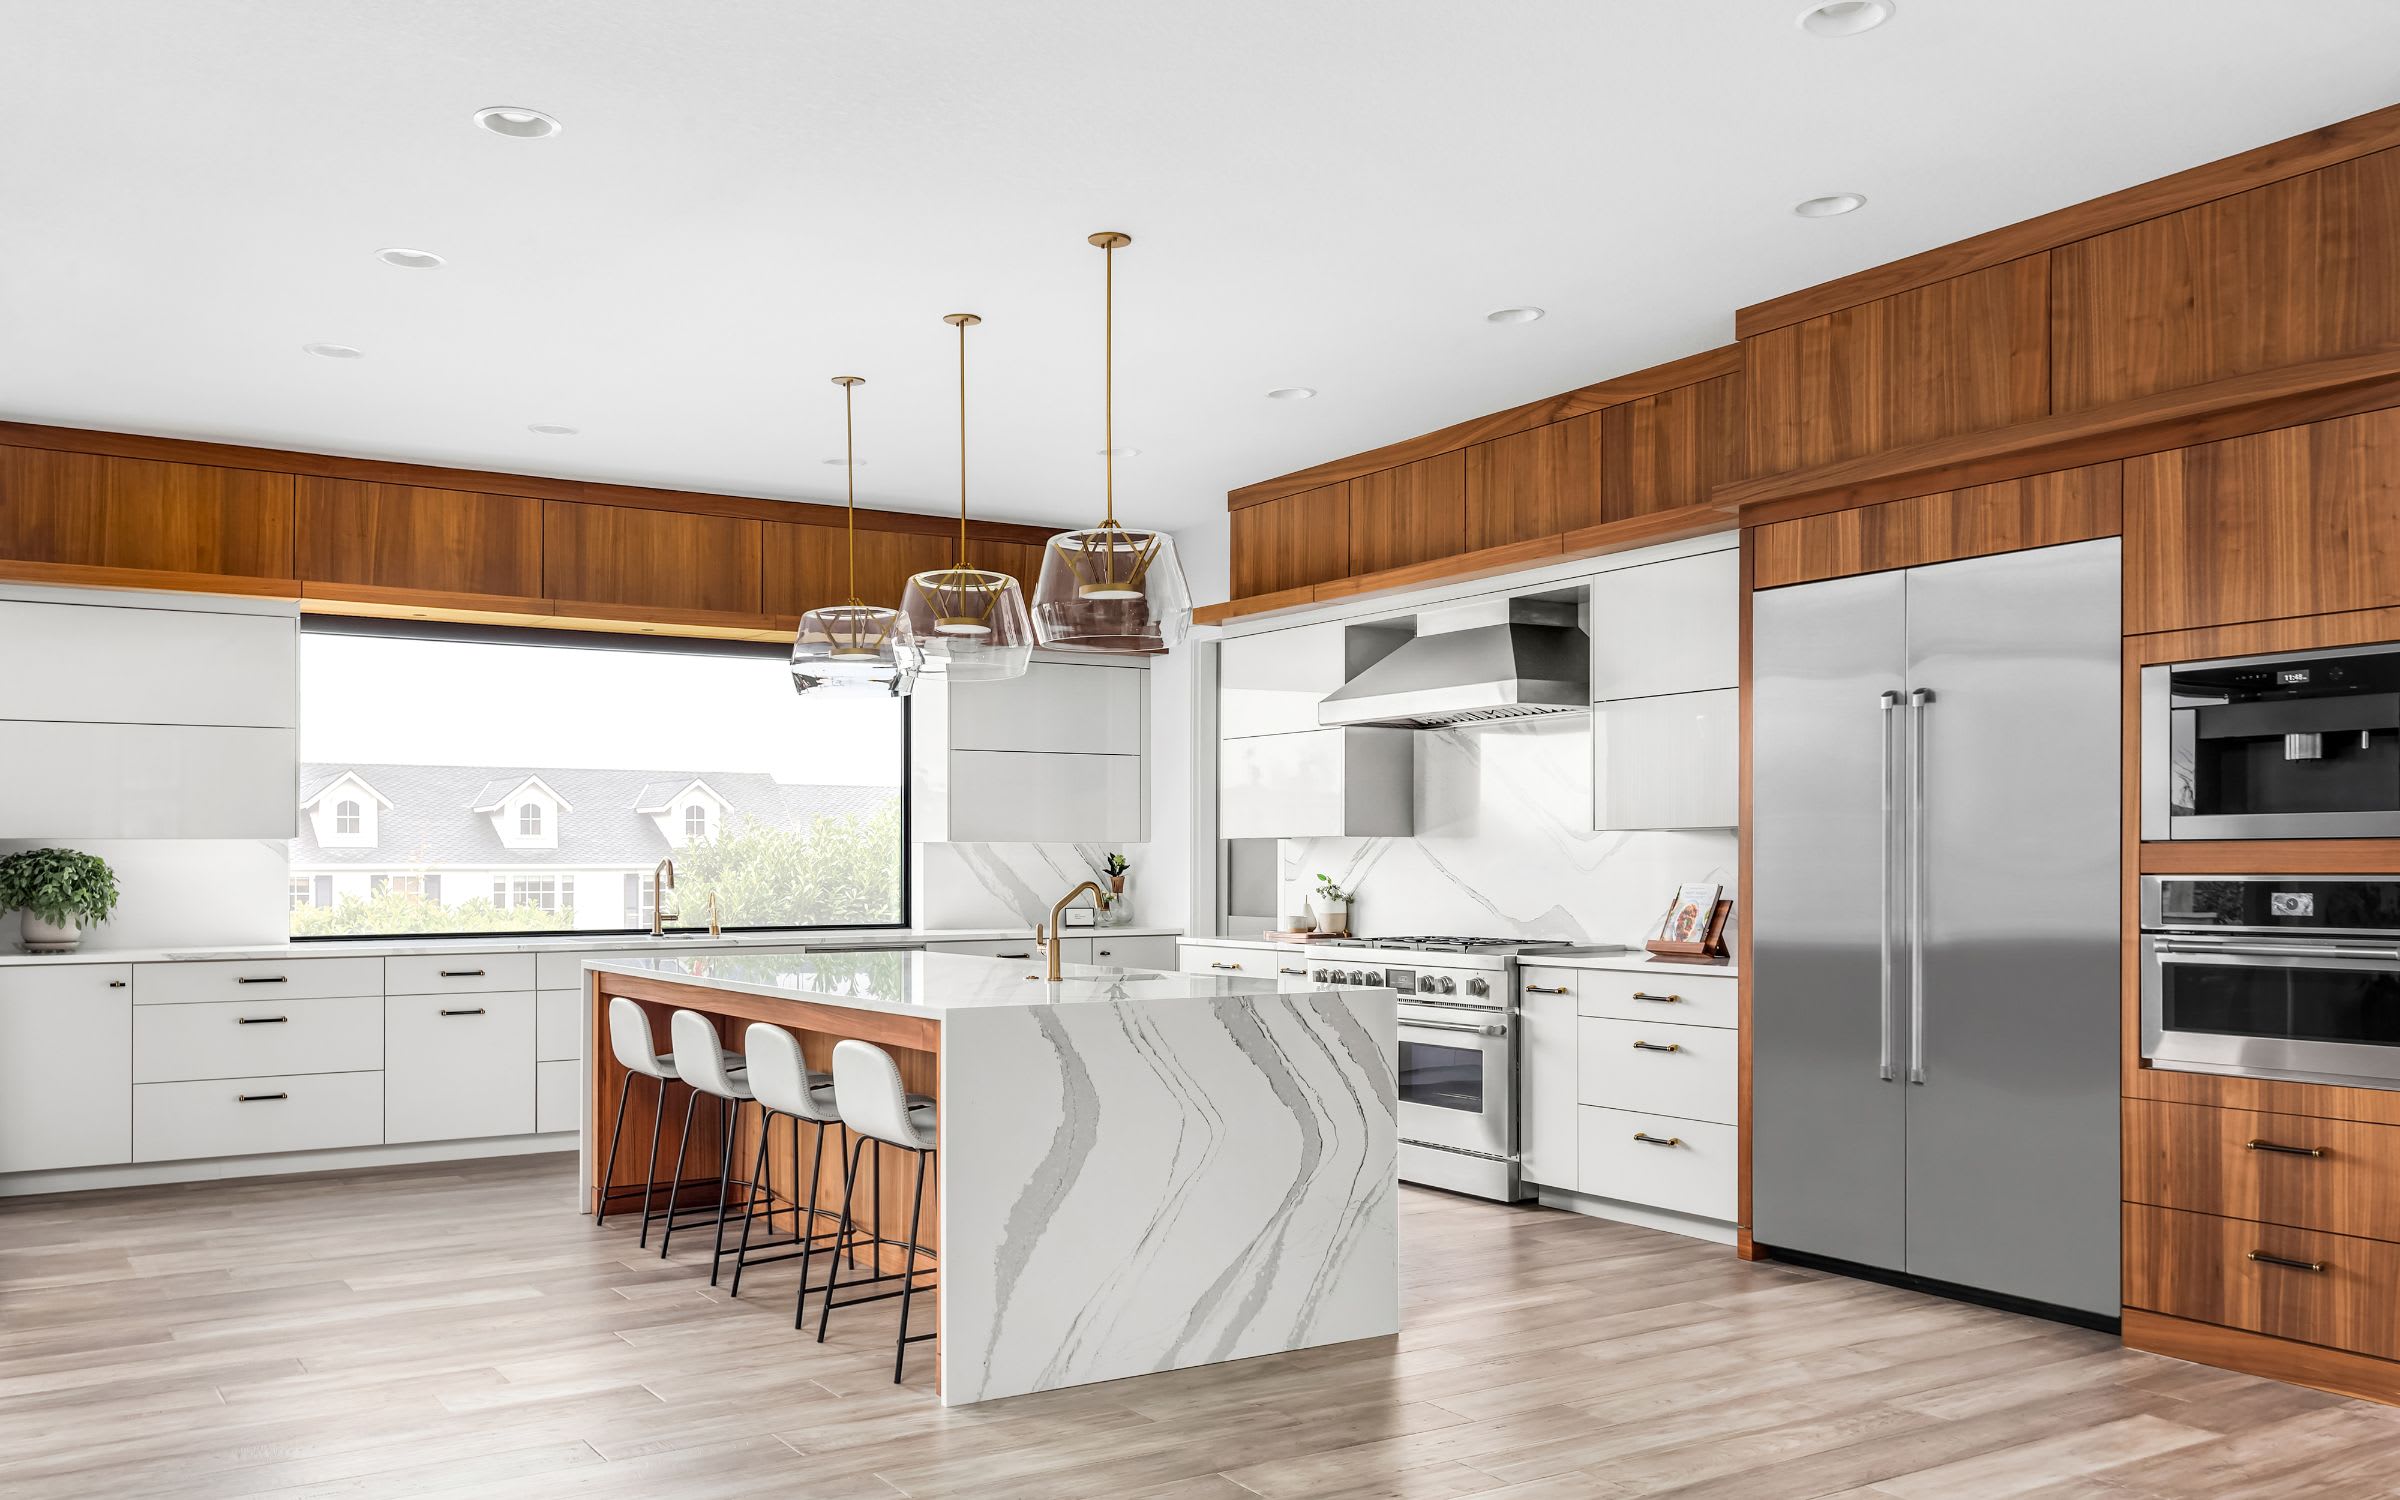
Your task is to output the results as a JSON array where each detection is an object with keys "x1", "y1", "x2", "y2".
[
  {"x1": 438, "y1": 968, "x2": 487, "y2": 978},
  {"x1": 1524, "y1": 984, "x2": 1570, "y2": 995},
  {"x1": 2248, "y1": 1250, "x2": 2325, "y2": 1273},
  {"x1": 1631, "y1": 991, "x2": 1682, "y2": 1003},
  {"x1": 1211, "y1": 961, "x2": 1243, "y2": 971},
  {"x1": 1631, "y1": 1040, "x2": 1682, "y2": 1053},
  {"x1": 236, "y1": 976, "x2": 288, "y2": 985},
  {"x1": 439, "y1": 1007, "x2": 488, "y2": 1017},
  {"x1": 1632, "y1": 1131, "x2": 1683, "y2": 1148},
  {"x1": 237, "y1": 1015, "x2": 289, "y2": 1025},
  {"x1": 236, "y1": 1092, "x2": 289, "y2": 1103},
  {"x1": 2246, "y1": 1138, "x2": 2326, "y2": 1158},
  {"x1": 1279, "y1": 966, "x2": 1305, "y2": 975}
]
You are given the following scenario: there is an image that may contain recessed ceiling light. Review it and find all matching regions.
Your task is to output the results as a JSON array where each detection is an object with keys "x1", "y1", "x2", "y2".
[
  {"x1": 473, "y1": 105, "x2": 563, "y2": 139},
  {"x1": 1267, "y1": 387, "x2": 1316, "y2": 401},
  {"x1": 302, "y1": 342, "x2": 364, "y2": 359},
  {"x1": 1485, "y1": 306, "x2": 1546, "y2": 325},
  {"x1": 376, "y1": 247, "x2": 446, "y2": 270},
  {"x1": 1797, "y1": 1, "x2": 1894, "y2": 37},
  {"x1": 527, "y1": 423, "x2": 578, "y2": 436},
  {"x1": 1794, "y1": 193, "x2": 1868, "y2": 218},
  {"x1": 1098, "y1": 446, "x2": 1142, "y2": 458}
]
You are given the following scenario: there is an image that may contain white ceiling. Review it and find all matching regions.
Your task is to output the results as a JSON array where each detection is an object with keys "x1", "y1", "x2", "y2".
[{"x1": 5, "y1": 2, "x2": 2398, "y2": 537}]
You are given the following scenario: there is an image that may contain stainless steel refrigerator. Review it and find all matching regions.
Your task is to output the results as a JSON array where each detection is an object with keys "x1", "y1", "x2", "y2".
[{"x1": 1751, "y1": 537, "x2": 2121, "y2": 1320}]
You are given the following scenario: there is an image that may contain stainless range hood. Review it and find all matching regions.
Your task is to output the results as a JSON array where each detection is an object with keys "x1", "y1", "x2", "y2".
[{"x1": 1316, "y1": 596, "x2": 1588, "y2": 729}]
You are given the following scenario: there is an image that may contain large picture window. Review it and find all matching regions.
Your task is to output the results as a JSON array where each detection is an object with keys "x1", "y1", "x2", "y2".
[{"x1": 291, "y1": 621, "x2": 907, "y2": 938}]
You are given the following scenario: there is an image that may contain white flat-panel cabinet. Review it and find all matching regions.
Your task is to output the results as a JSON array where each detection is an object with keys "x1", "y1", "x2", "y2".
[
  {"x1": 1220, "y1": 624, "x2": 1348, "y2": 739},
  {"x1": 1588, "y1": 551, "x2": 1739, "y2": 701},
  {"x1": 0, "y1": 965, "x2": 133, "y2": 1172},
  {"x1": 941, "y1": 751, "x2": 1145, "y2": 842},
  {"x1": 914, "y1": 657, "x2": 1149, "y2": 843},
  {"x1": 136, "y1": 956, "x2": 384, "y2": 1006},
  {"x1": 1593, "y1": 689, "x2": 1737, "y2": 830},
  {"x1": 1219, "y1": 727, "x2": 1413, "y2": 839},
  {"x1": 385, "y1": 991, "x2": 536, "y2": 1143},
  {"x1": 135, "y1": 1073, "x2": 384, "y2": 1162},
  {"x1": 536, "y1": 1060, "x2": 580, "y2": 1134},
  {"x1": 1086, "y1": 933, "x2": 1177, "y2": 969},
  {"x1": 0, "y1": 600, "x2": 296, "y2": 728},
  {"x1": 1517, "y1": 966, "x2": 1580, "y2": 1190},
  {"x1": 0, "y1": 721, "x2": 297, "y2": 839},
  {"x1": 946, "y1": 661, "x2": 1144, "y2": 756},
  {"x1": 133, "y1": 995, "x2": 382, "y2": 1083}
]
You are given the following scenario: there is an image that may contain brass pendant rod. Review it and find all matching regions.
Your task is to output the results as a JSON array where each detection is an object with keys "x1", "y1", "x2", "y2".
[
  {"x1": 956, "y1": 314, "x2": 969, "y2": 570},
  {"x1": 833, "y1": 374, "x2": 864, "y2": 606},
  {"x1": 1103, "y1": 236, "x2": 1115, "y2": 527}
]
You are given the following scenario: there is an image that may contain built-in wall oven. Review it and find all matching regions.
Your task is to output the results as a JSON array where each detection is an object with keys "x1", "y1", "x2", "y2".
[
  {"x1": 2142, "y1": 641, "x2": 2400, "y2": 840},
  {"x1": 2141, "y1": 875, "x2": 2400, "y2": 1090}
]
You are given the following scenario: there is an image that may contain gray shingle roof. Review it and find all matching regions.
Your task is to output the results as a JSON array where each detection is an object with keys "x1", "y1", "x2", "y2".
[{"x1": 293, "y1": 763, "x2": 892, "y2": 868}]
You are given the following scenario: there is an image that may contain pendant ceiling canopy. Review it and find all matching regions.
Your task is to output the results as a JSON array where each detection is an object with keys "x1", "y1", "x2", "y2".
[
  {"x1": 1030, "y1": 231, "x2": 1192, "y2": 656},
  {"x1": 792, "y1": 375, "x2": 923, "y2": 699},
  {"x1": 899, "y1": 313, "x2": 1033, "y2": 682}
]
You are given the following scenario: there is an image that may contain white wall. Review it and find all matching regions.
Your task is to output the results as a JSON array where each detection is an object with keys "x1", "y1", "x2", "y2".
[{"x1": 0, "y1": 837, "x2": 289, "y2": 951}]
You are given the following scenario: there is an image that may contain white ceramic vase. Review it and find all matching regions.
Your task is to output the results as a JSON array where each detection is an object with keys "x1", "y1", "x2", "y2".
[{"x1": 21, "y1": 911, "x2": 82, "y2": 953}]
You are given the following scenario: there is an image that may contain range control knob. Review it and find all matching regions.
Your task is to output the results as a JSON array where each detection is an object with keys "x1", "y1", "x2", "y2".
[
  {"x1": 1465, "y1": 976, "x2": 1489, "y2": 997},
  {"x1": 1418, "y1": 975, "x2": 1438, "y2": 994},
  {"x1": 1312, "y1": 968, "x2": 1329, "y2": 982},
  {"x1": 1365, "y1": 971, "x2": 1385, "y2": 987},
  {"x1": 1436, "y1": 975, "x2": 1457, "y2": 995},
  {"x1": 1350, "y1": 969, "x2": 1371, "y2": 984}
]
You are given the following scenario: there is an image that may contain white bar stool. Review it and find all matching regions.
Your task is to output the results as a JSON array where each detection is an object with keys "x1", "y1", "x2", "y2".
[
  {"x1": 725, "y1": 1023, "x2": 854, "y2": 1318},
  {"x1": 662, "y1": 1008, "x2": 759, "y2": 1284},
  {"x1": 818, "y1": 1038, "x2": 939, "y2": 1383},
  {"x1": 596, "y1": 995, "x2": 748, "y2": 1249}
]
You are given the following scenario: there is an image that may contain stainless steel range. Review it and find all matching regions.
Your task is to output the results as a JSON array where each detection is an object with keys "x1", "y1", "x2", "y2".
[{"x1": 1311, "y1": 935, "x2": 1618, "y2": 1202}]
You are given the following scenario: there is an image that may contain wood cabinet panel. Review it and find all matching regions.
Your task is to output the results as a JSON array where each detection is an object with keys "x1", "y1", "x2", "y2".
[
  {"x1": 1744, "y1": 256, "x2": 2051, "y2": 476},
  {"x1": 2126, "y1": 1098, "x2": 2400, "y2": 1244},
  {"x1": 296, "y1": 478, "x2": 543, "y2": 599},
  {"x1": 760, "y1": 521, "x2": 952, "y2": 620},
  {"x1": 1593, "y1": 370, "x2": 1748, "y2": 517},
  {"x1": 1231, "y1": 481, "x2": 1350, "y2": 598},
  {"x1": 2123, "y1": 405, "x2": 2400, "y2": 634},
  {"x1": 1750, "y1": 462, "x2": 2122, "y2": 588},
  {"x1": 2125, "y1": 1202, "x2": 2400, "y2": 1362},
  {"x1": 545, "y1": 501, "x2": 762, "y2": 617},
  {"x1": 0, "y1": 445, "x2": 293, "y2": 579},
  {"x1": 2054, "y1": 148, "x2": 2400, "y2": 413},
  {"x1": 1465, "y1": 418, "x2": 1594, "y2": 550},
  {"x1": 1347, "y1": 451, "x2": 1465, "y2": 574}
]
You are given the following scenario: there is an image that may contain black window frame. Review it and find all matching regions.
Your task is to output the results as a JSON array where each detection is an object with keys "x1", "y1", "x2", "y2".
[{"x1": 292, "y1": 616, "x2": 912, "y2": 942}]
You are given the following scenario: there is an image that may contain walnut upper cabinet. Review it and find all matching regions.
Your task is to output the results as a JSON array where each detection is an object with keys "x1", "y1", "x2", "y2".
[
  {"x1": 761, "y1": 521, "x2": 951, "y2": 620},
  {"x1": 0, "y1": 445, "x2": 294, "y2": 580},
  {"x1": 296, "y1": 478, "x2": 543, "y2": 601},
  {"x1": 2124, "y1": 406, "x2": 2400, "y2": 635},
  {"x1": 1348, "y1": 451, "x2": 1466, "y2": 575},
  {"x1": 2053, "y1": 147, "x2": 2400, "y2": 413},
  {"x1": 1743, "y1": 256, "x2": 2051, "y2": 477},
  {"x1": 544, "y1": 500, "x2": 763, "y2": 618},
  {"x1": 1591, "y1": 370, "x2": 1746, "y2": 515},
  {"x1": 1465, "y1": 418, "x2": 1596, "y2": 550},
  {"x1": 1231, "y1": 481, "x2": 1350, "y2": 598},
  {"x1": 1751, "y1": 463, "x2": 2124, "y2": 590}
]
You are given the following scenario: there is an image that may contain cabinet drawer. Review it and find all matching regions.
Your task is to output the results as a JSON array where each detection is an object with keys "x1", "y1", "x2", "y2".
[
  {"x1": 536, "y1": 990, "x2": 584, "y2": 1062},
  {"x1": 134, "y1": 1072, "x2": 384, "y2": 1162},
  {"x1": 134, "y1": 995, "x2": 382, "y2": 1083},
  {"x1": 1576, "y1": 968, "x2": 1737, "y2": 1029},
  {"x1": 2124, "y1": 1099, "x2": 2400, "y2": 1243},
  {"x1": 2124, "y1": 1202, "x2": 2400, "y2": 1362},
  {"x1": 384, "y1": 991, "x2": 536, "y2": 1143},
  {"x1": 537, "y1": 1059, "x2": 581, "y2": 1134},
  {"x1": 135, "y1": 956, "x2": 384, "y2": 1005},
  {"x1": 925, "y1": 938, "x2": 1044, "y2": 960},
  {"x1": 1087, "y1": 934, "x2": 1179, "y2": 970},
  {"x1": 1576, "y1": 1017, "x2": 1737, "y2": 1125},
  {"x1": 1178, "y1": 943, "x2": 1271, "y2": 977},
  {"x1": 385, "y1": 952, "x2": 537, "y2": 995},
  {"x1": 536, "y1": 949, "x2": 652, "y2": 989},
  {"x1": 1576, "y1": 1106, "x2": 1737, "y2": 1221},
  {"x1": 1518, "y1": 965, "x2": 1579, "y2": 1003}
]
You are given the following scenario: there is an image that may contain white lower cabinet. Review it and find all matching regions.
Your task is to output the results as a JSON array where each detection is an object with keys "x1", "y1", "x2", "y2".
[
  {"x1": 1576, "y1": 1106, "x2": 1738, "y2": 1221},
  {"x1": 1576, "y1": 1016, "x2": 1737, "y2": 1126},
  {"x1": 925, "y1": 937, "x2": 1046, "y2": 961},
  {"x1": 536, "y1": 1059, "x2": 581, "y2": 1134},
  {"x1": 134, "y1": 1072, "x2": 384, "y2": 1162},
  {"x1": 1517, "y1": 974, "x2": 1580, "y2": 1190},
  {"x1": 0, "y1": 965, "x2": 133, "y2": 1173},
  {"x1": 536, "y1": 990, "x2": 583, "y2": 1062},
  {"x1": 1085, "y1": 934, "x2": 1178, "y2": 970},
  {"x1": 1177, "y1": 942, "x2": 1268, "y2": 978},
  {"x1": 134, "y1": 994, "x2": 382, "y2": 1083},
  {"x1": 384, "y1": 991, "x2": 536, "y2": 1143}
]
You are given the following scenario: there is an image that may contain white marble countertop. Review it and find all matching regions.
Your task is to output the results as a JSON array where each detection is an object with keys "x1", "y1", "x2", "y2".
[
  {"x1": 589, "y1": 948, "x2": 1334, "y2": 1017},
  {"x1": 1522, "y1": 951, "x2": 1739, "y2": 978},
  {"x1": 0, "y1": 924, "x2": 1184, "y2": 969}
]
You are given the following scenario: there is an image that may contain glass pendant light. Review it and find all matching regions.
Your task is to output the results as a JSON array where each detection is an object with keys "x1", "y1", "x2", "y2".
[
  {"x1": 899, "y1": 313, "x2": 1033, "y2": 681},
  {"x1": 1030, "y1": 231, "x2": 1193, "y2": 655},
  {"x1": 791, "y1": 375, "x2": 923, "y2": 698}
]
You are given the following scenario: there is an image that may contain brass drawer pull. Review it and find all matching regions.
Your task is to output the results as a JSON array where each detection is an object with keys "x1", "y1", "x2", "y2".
[
  {"x1": 1631, "y1": 991, "x2": 1682, "y2": 1003},
  {"x1": 439, "y1": 1007, "x2": 488, "y2": 1017},
  {"x1": 236, "y1": 1092, "x2": 289, "y2": 1103},
  {"x1": 1632, "y1": 1131, "x2": 1683, "y2": 1148},
  {"x1": 2246, "y1": 1138, "x2": 2326, "y2": 1158},
  {"x1": 1280, "y1": 966, "x2": 1306, "y2": 975},
  {"x1": 1632, "y1": 1040, "x2": 1682, "y2": 1053},
  {"x1": 237, "y1": 1016, "x2": 289, "y2": 1025},
  {"x1": 2248, "y1": 1250, "x2": 2326, "y2": 1273},
  {"x1": 438, "y1": 968, "x2": 487, "y2": 978},
  {"x1": 1524, "y1": 984, "x2": 1570, "y2": 995},
  {"x1": 1210, "y1": 961, "x2": 1243, "y2": 971}
]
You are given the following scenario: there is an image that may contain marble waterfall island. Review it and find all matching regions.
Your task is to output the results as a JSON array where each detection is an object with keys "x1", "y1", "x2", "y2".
[{"x1": 582, "y1": 950, "x2": 1399, "y2": 1405}]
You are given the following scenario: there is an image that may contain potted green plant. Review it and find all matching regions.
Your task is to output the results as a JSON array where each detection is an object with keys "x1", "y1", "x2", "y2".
[
  {"x1": 1312, "y1": 873, "x2": 1351, "y2": 936},
  {"x1": 1099, "y1": 852, "x2": 1132, "y2": 927},
  {"x1": 0, "y1": 847, "x2": 120, "y2": 954}
]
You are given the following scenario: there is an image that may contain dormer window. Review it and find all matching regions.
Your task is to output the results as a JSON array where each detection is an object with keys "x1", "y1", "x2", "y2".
[
  {"x1": 520, "y1": 803, "x2": 543, "y2": 837},
  {"x1": 685, "y1": 805, "x2": 709, "y2": 841},
  {"x1": 336, "y1": 800, "x2": 361, "y2": 835}
]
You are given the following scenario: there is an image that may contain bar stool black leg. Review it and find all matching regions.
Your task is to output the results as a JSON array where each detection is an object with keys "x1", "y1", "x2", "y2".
[
  {"x1": 816, "y1": 1134, "x2": 868, "y2": 1343},
  {"x1": 593, "y1": 1076, "x2": 632, "y2": 1226},
  {"x1": 869, "y1": 1139, "x2": 883, "y2": 1271},
  {"x1": 794, "y1": 1118, "x2": 834, "y2": 1331},
  {"x1": 708, "y1": 1099, "x2": 743, "y2": 1286},
  {"x1": 894, "y1": 1146, "x2": 931, "y2": 1383},
  {"x1": 659, "y1": 1087, "x2": 701, "y2": 1258},
  {"x1": 730, "y1": 1107, "x2": 776, "y2": 1298},
  {"x1": 636, "y1": 1079, "x2": 669, "y2": 1249}
]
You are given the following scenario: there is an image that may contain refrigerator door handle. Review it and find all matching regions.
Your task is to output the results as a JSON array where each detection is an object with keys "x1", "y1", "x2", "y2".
[
  {"x1": 1878, "y1": 689, "x2": 1901, "y2": 1082},
  {"x1": 1907, "y1": 687, "x2": 1934, "y2": 1084}
]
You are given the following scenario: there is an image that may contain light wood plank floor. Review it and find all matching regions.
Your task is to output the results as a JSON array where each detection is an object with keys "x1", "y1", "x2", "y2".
[{"x1": 5, "y1": 1154, "x2": 2399, "y2": 1498}]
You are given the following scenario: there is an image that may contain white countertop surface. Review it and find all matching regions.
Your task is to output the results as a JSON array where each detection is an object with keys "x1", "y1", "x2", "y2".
[
  {"x1": 590, "y1": 948, "x2": 1327, "y2": 1017},
  {"x1": 0, "y1": 925, "x2": 1184, "y2": 969},
  {"x1": 1176, "y1": 935, "x2": 1729, "y2": 976},
  {"x1": 1524, "y1": 951, "x2": 1739, "y2": 978}
]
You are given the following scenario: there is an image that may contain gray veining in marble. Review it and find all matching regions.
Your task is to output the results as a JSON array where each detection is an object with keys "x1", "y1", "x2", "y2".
[{"x1": 920, "y1": 840, "x2": 1148, "y2": 927}]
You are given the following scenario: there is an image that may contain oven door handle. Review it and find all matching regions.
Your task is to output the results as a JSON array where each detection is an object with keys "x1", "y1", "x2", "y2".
[
  {"x1": 2153, "y1": 938, "x2": 2400, "y2": 962},
  {"x1": 1400, "y1": 1018, "x2": 1506, "y2": 1038}
]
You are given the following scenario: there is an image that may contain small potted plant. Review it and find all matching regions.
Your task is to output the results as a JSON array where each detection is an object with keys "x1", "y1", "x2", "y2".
[
  {"x1": 0, "y1": 847, "x2": 120, "y2": 954},
  {"x1": 1099, "y1": 852, "x2": 1132, "y2": 927},
  {"x1": 1312, "y1": 874, "x2": 1351, "y2": 936}
]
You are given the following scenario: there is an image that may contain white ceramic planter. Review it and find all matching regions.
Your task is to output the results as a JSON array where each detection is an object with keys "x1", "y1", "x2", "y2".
[
  {"x1": 1312, "y1": 899, "x2": 1350, "y2": 936},
  {"x1": 21, "y1": 911, "x2": 82, "y2": 953}
]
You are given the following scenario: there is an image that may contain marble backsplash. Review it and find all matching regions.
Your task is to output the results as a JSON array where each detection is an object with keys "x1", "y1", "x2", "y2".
[
  {"x1": 918, "y1": 842, "x2": 1149, "y2": 930},
  {"x1": 1280, "y1": 716, "x2": 1736, "y2": 946}
]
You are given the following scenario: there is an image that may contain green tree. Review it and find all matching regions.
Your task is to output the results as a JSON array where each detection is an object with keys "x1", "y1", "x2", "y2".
[
  {"x1": 676, "y1": 800, "x2": 903, "y2": 927},
  {"x1": 290, "y1": 891, "x2": 569, "y2": 938}
]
